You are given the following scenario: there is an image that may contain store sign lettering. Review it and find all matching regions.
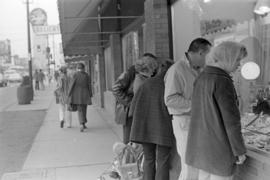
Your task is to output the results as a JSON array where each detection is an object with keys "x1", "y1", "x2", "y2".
[{"x1": 33, "y1": 25, "x2": 60, "y2": 35}]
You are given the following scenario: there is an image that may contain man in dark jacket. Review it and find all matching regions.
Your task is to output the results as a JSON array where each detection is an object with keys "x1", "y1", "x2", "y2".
[
  {"x1": 68, "y1": 63, "x2": 92, "y2": 132},
  {"x1": 129, "y1": 58, "x2": 175, "y2": 180},
  {"x1": 112, "y1": 53, "x2": 157, "y2": 144}
]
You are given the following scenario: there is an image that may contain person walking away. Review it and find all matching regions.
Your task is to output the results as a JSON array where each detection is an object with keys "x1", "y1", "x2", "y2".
[
  {"x1": 33, "y1": 69, "x2": 39, "y2": 90},
  {"x1": 164, "y1": 38, "x2": 212, "y2": 180},
  {"x1": 186, "y1": 41, "x2": 247, "y2": 180},
  {"x1": 38, "y1": 69, "x2": 45, "y2": 90},
  {"x1": 68, "y1": 63, "x2": 92, "y2": 132},
  {"x1": 130, "y1": 58, "x2": 176, "y2": 180},
  {"x1": 54, "y1": 70, "x2": 60, "y2": 83},
  {"x1": 57, "y1": 66, "x2": 72, "y2": 128}
]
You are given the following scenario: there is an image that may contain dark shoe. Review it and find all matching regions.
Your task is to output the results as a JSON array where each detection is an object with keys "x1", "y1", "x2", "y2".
[
  {"x1": 83, "y1": 124, "x2": 87, "y2": 129},
  {"x1": 80, "y1": 127, "x2": 84, "y2": 132},
  {"x1": 60, "y1": 120, "x2": 64, "y2": 128}
]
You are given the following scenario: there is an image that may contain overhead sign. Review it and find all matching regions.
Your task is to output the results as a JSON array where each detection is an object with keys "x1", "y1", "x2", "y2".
[
  {"x1": 33, "y1": 25, "x2": 60, "y2": 35},
  {"x1": 30, "y1": 8, "x2": 47, "y2": 26}
]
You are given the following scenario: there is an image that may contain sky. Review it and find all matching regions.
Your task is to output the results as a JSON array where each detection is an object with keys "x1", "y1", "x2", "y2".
[{"x1": 0, "y1": 0, "x2": 59, "y2": 57}]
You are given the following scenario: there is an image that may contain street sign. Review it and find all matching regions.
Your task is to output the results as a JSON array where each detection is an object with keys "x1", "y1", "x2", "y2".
[{"x1": 33, "y1": 25, "x2": 60, "y2": 35}]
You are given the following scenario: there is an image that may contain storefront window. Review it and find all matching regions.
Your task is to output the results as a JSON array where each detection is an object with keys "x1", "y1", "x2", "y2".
[{"x1": 171, "y1": 1, "x2": 270, "y2": 175}]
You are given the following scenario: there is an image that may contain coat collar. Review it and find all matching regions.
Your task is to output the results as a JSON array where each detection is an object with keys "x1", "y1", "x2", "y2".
[{"x1": 203, "y1": 66, "x2": 232, "y2": 80}]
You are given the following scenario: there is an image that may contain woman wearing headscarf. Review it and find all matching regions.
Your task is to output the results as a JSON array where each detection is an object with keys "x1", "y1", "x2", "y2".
[
  {"x1": 186, "y1": 41, "x2": 248, "y2": 180},
  {"x1": 130, "y1": 58, "x2": 175, "y2": 180},
  {"x1": 57, "y1": 66, "x2": 72, "y2": 128},
  {"x1": 68, "y1": 63, "x2": 92, "y2": 132}
]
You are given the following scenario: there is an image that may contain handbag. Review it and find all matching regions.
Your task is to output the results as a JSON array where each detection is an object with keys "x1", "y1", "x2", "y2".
[
  {"x1": 54, "y1": 88, "x2": 60, "y2": 104},
  {"x1": 115, "y1": 102, "x2": 128, "y2": 125},
  {"x1": 68, "y1": 104, "x2": 77, "y2": 111}
]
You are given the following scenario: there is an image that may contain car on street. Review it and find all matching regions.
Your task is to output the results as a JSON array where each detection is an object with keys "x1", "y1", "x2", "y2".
[
  {"x1": 0, "y1": 73, "x2": 8, "y2": 87},
  {"x1": 4, "y1": 70, "x2": 22, "y2": 83}
]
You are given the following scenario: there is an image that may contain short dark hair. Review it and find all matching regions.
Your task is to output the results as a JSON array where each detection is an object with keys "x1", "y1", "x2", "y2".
[
  {"x1": 187, "y1": 38, "x2": 212, "y2": 53},
  {"x1": 77, "y1": 63, "x2": 85, "y2": 70},
  {"x1": 143, "y1": 52, "x2": 157, "y2": 59}
]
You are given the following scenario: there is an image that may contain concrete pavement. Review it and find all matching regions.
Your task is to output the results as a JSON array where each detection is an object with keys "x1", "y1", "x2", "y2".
[{"x1": 1, "y1": 84, "x2": 122, "y2": 180}]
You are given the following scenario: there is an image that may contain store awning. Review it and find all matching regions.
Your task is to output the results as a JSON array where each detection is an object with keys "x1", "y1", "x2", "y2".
[{"x1": 58, "y1": 0, "x2": 145, "y2": 58}]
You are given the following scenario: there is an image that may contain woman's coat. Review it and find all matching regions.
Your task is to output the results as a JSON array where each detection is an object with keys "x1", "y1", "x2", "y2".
[
  {"x1": 68, "y1": 71, "x2": 92, "y2": 105},
  {"x1": 129, "y1": 71, "x2": 174, "y2": 147},
  {"x1": 185, "y1": 66, "x2": 246, "y2": 176}
]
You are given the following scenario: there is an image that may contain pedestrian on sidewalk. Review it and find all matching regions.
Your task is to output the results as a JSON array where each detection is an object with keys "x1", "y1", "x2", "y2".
[
  {"x1": 38, "y1": 69, "x2": 45, "y2": 90},
  {"x1": 112, "y1": 53, "x2": 157, "y2": 144},
  {"x1": 129, "y1": 58, "x2": 176, "y2": 180},
  {"x1": 33, "y1": 69, "x2": 39, "y2": 90},
  {"x1": 164, "y1": 38, "x2": 212, "y2": 180},
  {"x1": 186, "y1": 41, "x2": 247, "y2": 180},
  {"x1": 57, "y1": 66, "x2": 72, "y2": 128},
  {"x1": 68, "y1": 63, "x2": 92, "y2": 132}
]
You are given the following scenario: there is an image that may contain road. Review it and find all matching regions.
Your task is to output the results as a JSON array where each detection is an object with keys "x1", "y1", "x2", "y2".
[
  {"x1": 0, "y1": 85, "x2": 46, "y2": 178},
  {"x1": 0, "y1": 84, "x2": 18, "y2": 111}
]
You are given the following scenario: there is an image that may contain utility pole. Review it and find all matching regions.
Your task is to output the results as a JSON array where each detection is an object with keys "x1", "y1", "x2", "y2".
[{"x1": 26, "y1": 0, "x2": 33, "y2": 91}]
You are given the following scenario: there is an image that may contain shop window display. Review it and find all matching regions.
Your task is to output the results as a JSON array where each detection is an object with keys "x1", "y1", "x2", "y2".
[{"x1": 171, "y1": 0, "x2": 270, "y2": 179}]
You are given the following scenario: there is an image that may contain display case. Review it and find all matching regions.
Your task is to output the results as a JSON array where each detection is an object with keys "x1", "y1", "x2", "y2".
[{"x1": 234, "y1": 86, "x2": 270, "y2": 180}]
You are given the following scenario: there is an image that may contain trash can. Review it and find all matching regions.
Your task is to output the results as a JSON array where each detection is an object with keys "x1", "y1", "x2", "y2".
[{"x1": 17, "y1": 76, "x2": 33, "y2": 104}]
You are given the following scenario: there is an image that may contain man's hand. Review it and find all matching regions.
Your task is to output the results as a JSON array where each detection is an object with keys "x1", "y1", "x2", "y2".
[{"x1": 236, "y1": 154, "x2": 246, "y2": 165}]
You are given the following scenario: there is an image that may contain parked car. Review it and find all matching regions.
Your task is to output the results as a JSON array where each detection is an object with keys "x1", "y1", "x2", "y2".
[
  {"x1": 8, "y1": 73, "x2": 22, "y2": 83},
  {"x1": 0, "y1": 73, "x2": 8, "y2": 87},
  {"x1": 4, "y1": 70, "x2": 22, "y2": 83}
]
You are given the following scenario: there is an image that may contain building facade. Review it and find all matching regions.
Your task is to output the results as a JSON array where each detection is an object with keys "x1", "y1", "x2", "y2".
[{"x1": 58, "y1": 1, "x2": 270, "y2": 179}]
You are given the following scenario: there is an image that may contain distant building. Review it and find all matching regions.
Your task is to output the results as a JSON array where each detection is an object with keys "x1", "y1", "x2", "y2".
[{"x1": 0, "y1": 39, "x2": 11, "y2": 65}]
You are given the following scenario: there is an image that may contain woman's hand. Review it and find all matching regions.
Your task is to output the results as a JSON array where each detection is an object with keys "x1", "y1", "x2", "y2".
[{"x1": 236, "y1": 154, "x2": 246, "y2": 165}]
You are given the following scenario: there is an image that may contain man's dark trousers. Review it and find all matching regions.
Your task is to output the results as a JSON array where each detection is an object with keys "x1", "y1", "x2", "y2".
[{"x1": 77, "y1": 105, "x2": 87, "y2": 125}]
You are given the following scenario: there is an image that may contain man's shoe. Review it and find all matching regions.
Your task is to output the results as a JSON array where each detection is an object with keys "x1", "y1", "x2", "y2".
[{"x1": 60, "y1": 120, "x2": 64, "y2": 128}]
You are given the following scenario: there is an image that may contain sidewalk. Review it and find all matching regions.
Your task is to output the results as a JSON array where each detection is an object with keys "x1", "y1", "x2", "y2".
[{"x1": 2, "y1": 84, "x2": 122, "y2": 180}]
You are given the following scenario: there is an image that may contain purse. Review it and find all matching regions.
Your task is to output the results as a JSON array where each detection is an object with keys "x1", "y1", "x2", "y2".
[
  {"x1": 68, "y1": 104, "x2": 77, "y2": 111},
  {"x1": 54, "y1": 88, "x2": 61, "y2": 104},
  {"x1": 115, "y1": 102, "x2": 128, "y2": 125}
]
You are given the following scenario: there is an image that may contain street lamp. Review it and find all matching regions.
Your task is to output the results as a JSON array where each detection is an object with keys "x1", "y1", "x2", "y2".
[{"x1": 23, "y1": 0, "x2": 33, "y2": 94}]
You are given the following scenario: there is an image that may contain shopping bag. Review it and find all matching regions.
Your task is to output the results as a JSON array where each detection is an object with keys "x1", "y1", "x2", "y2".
[
  {"x1": 116, "y1": 144, "x2": 143, "y2": 180},
  {"x1": 68, "y1": 104, "x2": 77, "y2": 111},
  {"x1": 54, "y1": 88, "x2": 60, "y2": 104}
]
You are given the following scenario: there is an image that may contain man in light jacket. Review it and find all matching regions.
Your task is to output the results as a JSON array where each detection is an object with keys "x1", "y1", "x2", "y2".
[{"x1": 164, "y1": 38, "x2": 211, "y2": 180}]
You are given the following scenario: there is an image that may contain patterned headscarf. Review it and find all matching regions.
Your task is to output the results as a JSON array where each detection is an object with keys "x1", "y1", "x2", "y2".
[{"x1": 206, "y1": 41, "x2": 247, "y2": 73}]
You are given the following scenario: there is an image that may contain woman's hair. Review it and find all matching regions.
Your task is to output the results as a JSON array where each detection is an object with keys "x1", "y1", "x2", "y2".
[
  {"x1": 135, "y1": 56, "x2": 159, "y2": 75},
  {"x1": 206, "y1": 41, "x2": 247, "y2": 72}
]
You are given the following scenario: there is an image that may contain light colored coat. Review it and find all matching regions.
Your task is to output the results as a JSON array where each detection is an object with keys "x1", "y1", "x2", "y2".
[{"x1": 164, "y1": 56, "x2": 199, "y2": 128}]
